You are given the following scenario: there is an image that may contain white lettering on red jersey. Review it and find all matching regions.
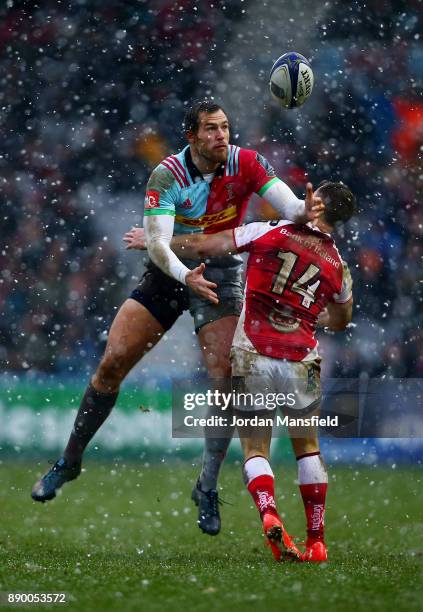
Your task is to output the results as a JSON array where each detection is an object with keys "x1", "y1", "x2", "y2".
[{"x1": 232, "y1": 220, "x2": 352, "y2": 361}]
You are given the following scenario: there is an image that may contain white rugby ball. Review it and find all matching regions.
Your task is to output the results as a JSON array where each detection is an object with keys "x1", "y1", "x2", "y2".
[{"x1": 269, "y1": 52, "x2": 314, "y2": 108}]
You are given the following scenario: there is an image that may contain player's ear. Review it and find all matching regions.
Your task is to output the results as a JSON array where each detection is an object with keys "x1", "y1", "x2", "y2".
[{"x1": 186, "y1": 130, "x2": 195, "y2": 143}]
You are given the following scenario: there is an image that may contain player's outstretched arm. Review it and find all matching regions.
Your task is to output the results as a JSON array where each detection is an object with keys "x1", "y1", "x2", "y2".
[
  {"x1": 123, "y1": 227, "x2": 236, "y2": 258},
  {"x1": 144, "y1": 215, "x2": 190, "y2": 284},
  {"x1": 144, "y1": 215, "x2": 219, "y2": 302},
  {"x1": 263, "y1": 179, "x2": 324, "y2": 223},
  {"x1": 169, "y1": 230, "x2": 236, "y2": 258}
]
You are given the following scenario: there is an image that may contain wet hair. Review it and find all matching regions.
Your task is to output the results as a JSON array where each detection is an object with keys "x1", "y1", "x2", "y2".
[
  {"x1": 317, "y1": 180, "x2": 357, "y2": 226},
  {"x1": 183, "y1": 100, "x2": 228, "y2": 134}
]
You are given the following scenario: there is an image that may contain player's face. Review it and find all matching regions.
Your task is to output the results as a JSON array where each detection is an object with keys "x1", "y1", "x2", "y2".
[
  {"x1": 312, "y1": 187, "x2": 331, "y2": 231},
  {"x1": 190, "y1": 110, "x2": 230, "y2": 164}
]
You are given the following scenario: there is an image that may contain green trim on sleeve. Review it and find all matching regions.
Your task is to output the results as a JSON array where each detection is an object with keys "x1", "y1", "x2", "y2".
[
  {"x1": 143, "y1": 209, "x2": 176, "y2": 216},
  {"x1": 257, "y1": 177, "x2": 280, "y2": 197}
]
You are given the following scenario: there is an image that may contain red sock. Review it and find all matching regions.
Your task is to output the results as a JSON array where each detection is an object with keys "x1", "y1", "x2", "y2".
[
  {"x1": 247, "y1": 475, "x2": 279, "y2": 519},
  {"x1": 299, "y1": 483, "x2": 327, "y2": 543}
]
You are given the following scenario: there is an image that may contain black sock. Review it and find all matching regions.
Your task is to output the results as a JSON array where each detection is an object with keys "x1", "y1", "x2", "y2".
[{"x1": 63, "y1": 383, "x2": 118, "y2": 465}]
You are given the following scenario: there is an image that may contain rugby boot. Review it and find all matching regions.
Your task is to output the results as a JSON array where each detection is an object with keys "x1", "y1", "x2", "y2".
[
  {"x1": 263, "y1": 512, "x2": 302, "y2": 562},
  {"x1": 191, "y1": 479, "x2": 221, "y2": 536},
  {"x1": 303, "y1": 538, "x2": 328, "y2": 563},
  {"x1": 31, "y1": 457, "x2": 81, "y2": 502}
]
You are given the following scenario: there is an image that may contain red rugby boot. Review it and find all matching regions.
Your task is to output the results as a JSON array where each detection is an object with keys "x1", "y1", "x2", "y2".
[
  {"x1": 303, "y1": 538, "x2": 328, "y2": 563},
  {"x1": 262, "y1": 513, "x2": 302, "y2": 562}
]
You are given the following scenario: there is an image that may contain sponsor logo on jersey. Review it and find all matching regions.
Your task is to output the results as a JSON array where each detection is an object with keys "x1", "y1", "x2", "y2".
[
  {"x1": 225, "y1": 183, "x2": 234, "y2": 201},
  {"x1": 145, "y1": 190, "x2": 160, "y2": 209},
  {"x1": 269, "y1": 308, "x2": 300, "y2": 333},
  {"x1": 180, "y1": 198, "x2": 193, "y2": 209},
  {"x1": 176, "y1": 205, "x2": 237, "y2": 228},
  {"x1": 279, "y1": 227, "x2": 340, "y2": 268}
]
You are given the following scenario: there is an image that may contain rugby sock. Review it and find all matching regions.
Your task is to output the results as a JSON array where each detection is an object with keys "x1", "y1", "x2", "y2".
[
  {"x1": 243, "y1": 456, "x2": 279, "y2": 519},
  {"x1": 198, "y1": 399, "x2": 234, "y2": 491},
  {"x1": 63, "y1": 383, "x2": 118, "y2": 465},
  {"x1": 199, "y1": 435, "x2": 233, "y2": 492},
  {"x1": 297, "y1": 452, "x2": 328, "y2": 543}
]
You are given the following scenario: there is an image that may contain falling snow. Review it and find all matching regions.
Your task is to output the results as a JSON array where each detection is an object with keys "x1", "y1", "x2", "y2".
[{"x1": 0, "y1": 0, "x2": 421, "y2": 383}]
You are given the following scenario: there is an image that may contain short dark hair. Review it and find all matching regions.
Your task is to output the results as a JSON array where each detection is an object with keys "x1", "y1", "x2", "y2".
[
  {"x1": 317, "y1": 181, "x2": 357, "y2": 226},
  {"x1": 183, "y1": 100, "x2": 227, "y2": 134}
]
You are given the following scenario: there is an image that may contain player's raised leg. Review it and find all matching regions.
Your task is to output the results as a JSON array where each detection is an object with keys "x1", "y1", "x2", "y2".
[
  {"x1": 239, "y1": 421, "x2": 302, "y2": 562},
  {"x1": 191, "y1": 315, "x2": 238, "y2": 535},
  {"x1": 291, "y1": 435, "x2": 328, "y2": 562},
  {"x1": 31, "y1": 300, "x2": 165, "y2": 502}
]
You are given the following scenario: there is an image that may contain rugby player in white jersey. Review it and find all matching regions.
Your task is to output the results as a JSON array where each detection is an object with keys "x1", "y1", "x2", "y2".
[{"x1": 157, "y1": 180, "x2": 355, "y2": 561}]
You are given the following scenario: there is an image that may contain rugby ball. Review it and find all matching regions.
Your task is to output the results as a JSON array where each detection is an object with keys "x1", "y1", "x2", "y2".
[{"x1": 269, "y1": 52, "x2": 314, "y2": 108}]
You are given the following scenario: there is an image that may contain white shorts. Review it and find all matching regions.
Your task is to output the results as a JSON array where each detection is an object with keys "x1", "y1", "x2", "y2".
[{"x1": 230, "y1": 347, "x2": 321, "y2": 413}]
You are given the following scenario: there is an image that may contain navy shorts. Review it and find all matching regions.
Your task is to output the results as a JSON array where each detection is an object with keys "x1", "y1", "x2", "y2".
[
  {"x1": 129, "y1": 261, "x2": 189, "y2": 332},
  {"x1": 129, "y1": 257, "x2": 244, "y2": 332}
]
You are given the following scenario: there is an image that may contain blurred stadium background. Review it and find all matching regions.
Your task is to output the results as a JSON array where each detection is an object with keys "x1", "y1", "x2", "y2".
[
  {"x1": 0, "y1": 0, "x2": 422, "y2": 463},
  {"x1": 1, "y1": 3, "x2": 422, "y2": 610}
]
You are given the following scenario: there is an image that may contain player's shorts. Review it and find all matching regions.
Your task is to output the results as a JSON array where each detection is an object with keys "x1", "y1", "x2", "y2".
[
  {"x1": 184, "y1": 255, "x2": 244, "y2": 331},
  {"x1": 230, "y1": 347, "x2": 321, "y2": 413},
  {"x1": 129, "y1": 261, "x2": 189, "y2": 332},
  {"x1": 129, "y1": 256, "x2": 243, "y2": 332}
]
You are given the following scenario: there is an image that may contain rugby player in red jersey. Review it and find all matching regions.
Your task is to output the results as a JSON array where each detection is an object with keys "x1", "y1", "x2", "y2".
[
  {"x1": 32, "y1": 101, "x2": 323, "y2": 539},
  {"x1": 164, "y1": 181, "x2": 356, "y2": 561}
]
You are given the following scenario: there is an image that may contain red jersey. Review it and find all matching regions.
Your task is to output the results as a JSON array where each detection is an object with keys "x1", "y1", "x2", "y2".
[{"x1": 233, "y1": 220, "x2": 352, "y2": 361}]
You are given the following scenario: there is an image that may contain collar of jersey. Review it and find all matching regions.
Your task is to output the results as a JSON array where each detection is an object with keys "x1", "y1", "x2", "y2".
[
  {"x1": 184, "y1": 146, "x2": 226, "y2": 183},
  {"x1": 307, "y1": 222, "x2": 331, "y2": 237}
]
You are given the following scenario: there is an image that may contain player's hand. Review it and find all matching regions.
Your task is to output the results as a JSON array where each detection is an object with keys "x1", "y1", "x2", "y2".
[
  {"x1": 123, "y1": 227, "x2": 147, "y2": 250},
  {"x1": 305, "y1": 182, "x2": 324, "y2": 224},
  {"x1": 185, "y1": 263, "x2": 219, "y2": 304}
]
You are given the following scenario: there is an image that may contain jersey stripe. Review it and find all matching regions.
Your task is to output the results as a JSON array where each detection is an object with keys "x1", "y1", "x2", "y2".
[
  {"x1": 225, "y1": 146, "x2": 231, "y2": 176},
  {"x1": 165, "y1": 156, "x2": 188, "y2": 186},
  {"x1": 258, "y1": 176, "x2": 279, "y2": 197},
  {"x1": 234, "y1": 146, "x2": 240, "y2": 174},
  {"x1": 226, "y1": 145, "x2": 240, "y2": 176},
  {"x1": 161, "y1": 160, "x2": 183, "y2": 187},
  {"x1": 144, "y1": 208, "x2": 176, "y2": 216},
  {"x1": 230, "y1": 145, "x2": 235, "y2": 175},
  {"x1": 169, "y1": 155, "x2": 190, "y2": 186},
  {"x1": 226, "y1": 145, "x2": 235, "y2": 176}
]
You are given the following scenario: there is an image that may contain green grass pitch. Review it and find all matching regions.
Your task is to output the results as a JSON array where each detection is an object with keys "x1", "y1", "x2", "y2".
[{"x1": 1, "y1": 462, "x2": 422, "y2": 611}]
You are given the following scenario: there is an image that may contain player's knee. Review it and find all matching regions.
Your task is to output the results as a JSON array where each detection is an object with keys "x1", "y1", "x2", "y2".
[
  {"x1": 205, "y1": 355, "x2": 231, "y2": 378},
  {"x1": 96, "y1": 350, "x2": 132, "y2": 389}
]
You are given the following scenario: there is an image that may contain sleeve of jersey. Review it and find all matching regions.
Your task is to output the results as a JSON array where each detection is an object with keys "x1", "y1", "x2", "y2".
[
  {"x1": 242, "y1": 150, "x2": 305, "y2": 220},
  {"x1": 333, "y1": 261, "x2": 353, "y2": 303},
  {"x1": 242, "y1": 149, "x2": 279, "y2": 194},
  {"x1": 144, "y1": 215, "x2": 190, "y2": 285},
  {"x1": 143, "y1": 164, "x2": 178, "y2": 217},
  {"x1": 233, "y1": 222, "x2": 274, "y2": 253}
]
